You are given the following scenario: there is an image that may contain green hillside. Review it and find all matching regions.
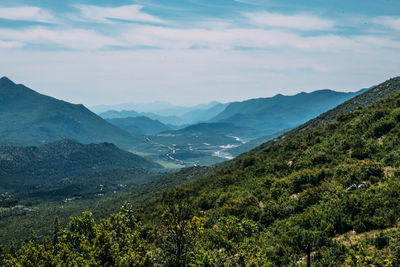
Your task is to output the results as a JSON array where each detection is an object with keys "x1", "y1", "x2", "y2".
[
  {"x1": 0, "y1": 139, "x2": 163, "y2": 200},
  {"x1": 0, "y1": 77, "x2": 142, "y2": 149}
]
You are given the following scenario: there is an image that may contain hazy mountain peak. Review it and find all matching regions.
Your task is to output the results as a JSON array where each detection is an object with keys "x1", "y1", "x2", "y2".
[
  {"x1": 0, "y1": 76, "x2": 16, "y2": 87},
  {"x1": 0, "y1": 78, "x2": 147, "y2": 149}
]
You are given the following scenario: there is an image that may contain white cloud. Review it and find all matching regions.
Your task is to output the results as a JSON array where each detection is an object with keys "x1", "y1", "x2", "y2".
[
  {"x1": 243, "y1": 11, "x2": 335, "y2": 30},
  {"x1": 0, "y1": 23, "x2": 397, "y2": 53},
  {"x1": 373, "y1": 16, "x2": 400, "y2": 31},
  {"x1": 72, "y1": 4, "x2": 166, "y2": 24},
  {"x1": 0, "y1": 27, "x2": 122, "y2": 50},
  {"x1": 120, "y1": 25, "x2": 362, "y2": 52},
  {"x1": 0, "y1": 6, "x2": 56, "y2": 23},
  {"x1": 0, "y1": 40, "x2": 23, "y2": 48}
]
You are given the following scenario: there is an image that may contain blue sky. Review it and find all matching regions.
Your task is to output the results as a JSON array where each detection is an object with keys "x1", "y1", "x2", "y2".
[{"x1": 0, "y1": 0, "x2": 399, "y2": 106}]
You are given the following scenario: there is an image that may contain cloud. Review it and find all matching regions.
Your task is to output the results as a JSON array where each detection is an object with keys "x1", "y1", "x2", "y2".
[
  {"x1": 72, "y1": 4, "x2": 166, "y2": 24},
  {"x1": 373, "y1": 16, "x2": 400, "y2": 31},
  {"x1": 0, "y1": 27, "x2": 122, "y2": 50},
  {"x1": 0, "y1": 6, "x2": 56, "y2": 23},
  {"x1": 243, "y1": 11, "x2": 335, "y2": 30},
  {"x1": 120, "y1": 25, "x2": 364, "y2": 52},
  {"x1": 0, "y1": 23, "x2": 396, "y2": 53},
  {"x1": 0, "y1": 40, "x2": 23, "y2": 48}
]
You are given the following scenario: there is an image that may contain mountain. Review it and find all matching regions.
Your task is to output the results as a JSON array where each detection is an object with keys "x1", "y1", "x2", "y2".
[
  {"x1": 99, "y1": 109, "x2": 184, "y2": 125},
  {"x1": 92, "y1": 101, "x2": 224, "y2": 117},
  {"x1": 0, "y1": 139, "x2": 163, "y2": 199},
  {"x1": 106, "y1": 116, "x2": 171, "y2": 135},
  {"x1": 179, "y1": 102, "x2": 229, "y2": 123},
  {"x1": 149, "y1": 101, "x2": 224, "y2": 117},
  {"x1": 209, "y1": 88, "x2": 365, "y2": 137},
  {"x1": 0, "y1": 77, "x2": 142, "y2": 149},
  {"x1": 90, "y1": 101, "x2": 174, "y2": 114},
  {"x1": 6, "y1": 77, "x2": 400, "y2": 265},
  {"x1": 170, "y1": 122, "x2": 258, "y2": 139},
  {"x1": 99, "y1": 109, "x2": 140, "y2": 119},
  {"x1": 251, "y1": 77, "x2": 400, "y2": 154},
  {"x1": 225, "y1": 129, "x2": 289, "y2": 157},
  {"x1": 99, "y1": 102, "x2": 228, "y2": 126}
]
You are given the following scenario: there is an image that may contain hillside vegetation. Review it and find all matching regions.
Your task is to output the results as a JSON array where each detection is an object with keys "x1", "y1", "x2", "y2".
[
  {"x1": 0, "y1": 139, "x2": 162, "y2": 200},
  {"x1": 3, "y1": 77, "x2": 400, "y2": 266}
]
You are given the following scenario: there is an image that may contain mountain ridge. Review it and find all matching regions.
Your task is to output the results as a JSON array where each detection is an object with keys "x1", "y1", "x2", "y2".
[
  {"x1": 209, "y1": 88, "x2": 366, "y2": 136},
  {"x1": 0, "y1": 139, "x2": 163, "y2": 198},
  {"x1": 0, "y1": 77, "x2": 144, "y2": 149}
]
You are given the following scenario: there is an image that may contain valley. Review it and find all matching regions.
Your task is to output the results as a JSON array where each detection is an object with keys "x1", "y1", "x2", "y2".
[{"x1": 2, "y1": 76, "x2": 400, "y2": 266}]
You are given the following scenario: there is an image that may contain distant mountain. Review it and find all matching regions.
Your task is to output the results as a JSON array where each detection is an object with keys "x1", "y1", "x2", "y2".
[
  {"x1": 250, "y1": 77, "x2": 400, "y2": 154},
  {"x1": 91, "y1": 101, "x2": 223, "y2": 116},
  {"x1": 171, "y1": 122, "x2": 258, "y2": 139},
  {"x1": 0, "y1": 77, "x2": 141, "y2": 149},
  {"x1": 179, "y1": 102, "x2": 228, "y2": 123},
  {"x1": 0, "y1": 139, "x2": 163, "y2": 199},
  {"x1": 209, "y1": 89, "x2": 365, "y2": 137},
  {"x1": 149, "y1": 101, "x2": 223, "y2": 117},
  {"x1": 106, "y1": 116, "x2": 171, "y2": 135},
  {"x1": 90, "y1": 101, "x2": 173, "y2": 114},
  {"x1": 100, "y1": 110, "x2": 184, "y2": 126},
  {"x1": 99, "y1": 102, "x2": 228, "y2": 126},
  {"x1": 100, "y1": 110, "x2": 140, "y2": 119}
]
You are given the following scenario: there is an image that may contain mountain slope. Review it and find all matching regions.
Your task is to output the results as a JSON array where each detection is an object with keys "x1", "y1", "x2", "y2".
[
  {"x1": 91, "y1": 101, "x2": 222, "y2": 116},
  {"x1": 99, "y1": 109, "x2": 184, "y2": 126},
  {"x1": 106, "y1": 116, "x2": 171, "y2": 135},
  {"x1": 170, "y1": 122, "x2": 258, "y2": 138},
  {"x1": 0, "y1": 77, "x2": 141, "y2": 149},
  {"x1": 251, "y1": 76, "x2": 400, "y2": 154},
  {"x1": 179, "y1": 102, "x2": 229, "y2": 123},
  {"x1": 99, "y1": 102, "x2": 228, "y2": 126},
  {"x1": 0, "y1": 139, "x2": 162, "y2": 198},
  {"x1": 210, "y1": 88, "x2": 365, "y2": 136}
]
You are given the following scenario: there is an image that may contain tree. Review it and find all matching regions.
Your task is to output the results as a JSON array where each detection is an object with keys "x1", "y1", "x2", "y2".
[{"x1": 158, "y1": 188, "x2": 205, "y2": 266}]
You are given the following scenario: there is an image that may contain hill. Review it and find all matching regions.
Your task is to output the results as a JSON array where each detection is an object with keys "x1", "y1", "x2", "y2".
[
  {"x1": 0, "y1": 139, "x2": 163, "y2": 199},
  {"x1": 93, "y1": 101, "x2": 224, "y2": 117},
  {"x1": 5, "y1": 77, "x2": 400, "y2": 265},
  {"x1": 106, "y1": 116, "x2": 171, "y2": 135},
  {"x1": 171, "y1": 122, "x2": 258, "y2": 139},
  {"x1": 99, "y1": 102, "x2": 228, "y2": 126},
  {"x1": 209, "y1": 88, "x2": 365, "y2": 136},
  {"x1": 0, "y1": 77, "x2": 141, "y2": 149},
  {"x1": 99, "y1": 109, "x2": 184, "y2": 126},
  {"x1": 251, "y1": 77, "x2": 400, "y2": 154},
  {"x1": 179, "y1": 102, "x2": 229, "y2": 124}
]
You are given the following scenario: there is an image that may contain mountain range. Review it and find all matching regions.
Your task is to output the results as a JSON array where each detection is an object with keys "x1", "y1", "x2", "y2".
[
  {"x1": 0, "y1": 77, "x2": 372, "y2": 168},
  {"x1": 0, "y1": 77, "x2": 142, "y2": 150},
  {"x1": 0, "y1": 139, "x2": 162, "y2": 200},
  {"x1": 209, "y1": 88, "x2": 366, "y2": 136},
  {"x1": 91, "y1": 100, "x2": 224, "y2": 116},
  {"x1": 99, "y1": 101, "x2": 228, "y2": 126},
  {"x1": 106, "y1": 116, "x2": 171, "y2": 135}
]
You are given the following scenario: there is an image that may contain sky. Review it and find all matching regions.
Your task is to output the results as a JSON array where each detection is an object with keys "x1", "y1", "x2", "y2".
[{"x1": 0, "y1": 0, "x2": 399, "y2": 106}]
